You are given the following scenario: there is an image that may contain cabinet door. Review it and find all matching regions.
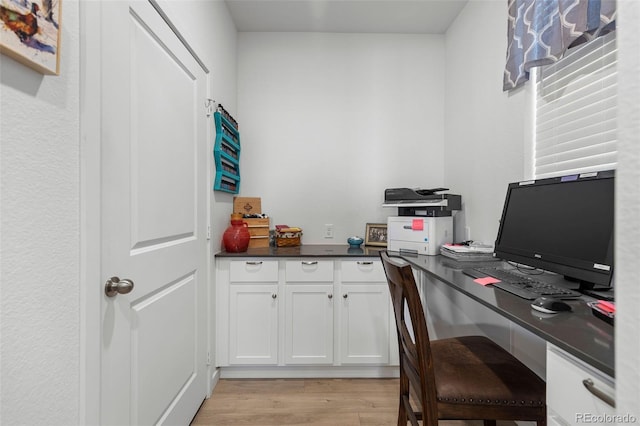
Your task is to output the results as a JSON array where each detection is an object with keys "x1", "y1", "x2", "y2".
[
  {"x1": 547, "y1": 345, "x2": 615, "y2": 426},
  {"x1": 229, "y1": 284, "x2": 278, "y2": 365},
  {"x1": 339, "y1": 284, "x2": 390, "y2": 364},
  {"x1": 284, "y1": 284, "x2": 334, "y2": 364}
]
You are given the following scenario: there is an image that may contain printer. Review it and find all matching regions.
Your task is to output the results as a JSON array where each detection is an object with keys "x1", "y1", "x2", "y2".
[{"x1": 384, "y1": 188, "x2": 461, "y2": 255}]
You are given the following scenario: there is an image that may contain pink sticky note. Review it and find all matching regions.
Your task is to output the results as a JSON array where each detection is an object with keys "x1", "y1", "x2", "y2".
[
  {"x1": 474, "y1": 277, "x2": 501, "y2": 286},
  {"x1": 412, "y1": 219, "x2": 424, "y2": 230},
  {"x1": 597, "y1": 301, "x2": 616, "y2": 313}
]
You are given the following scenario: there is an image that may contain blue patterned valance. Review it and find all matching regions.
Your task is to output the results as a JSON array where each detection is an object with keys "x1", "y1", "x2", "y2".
[{"x1": 503, "y1": 0, "x2": 616, "y2": 91}]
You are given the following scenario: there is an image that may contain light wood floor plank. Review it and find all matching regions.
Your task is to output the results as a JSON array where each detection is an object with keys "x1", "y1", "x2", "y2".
[
  {"x1": 191, "y1": 378, "x2": 399, "y2": 425},
  {"x1": 190, "y1": 378, "x2": 521, "y2": 426}
]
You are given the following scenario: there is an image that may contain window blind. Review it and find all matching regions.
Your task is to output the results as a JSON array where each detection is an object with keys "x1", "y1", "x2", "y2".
[{"x1": 535, "y1": 31, "x2": 617, "y2": 179}]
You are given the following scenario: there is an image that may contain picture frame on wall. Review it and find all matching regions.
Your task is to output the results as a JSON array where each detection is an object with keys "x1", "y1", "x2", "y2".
[
  {"x1": 0, "y1": 0, "x2": 62, "y2": 75},
  {"x1": 365, "y1": 223, "x2": 387, "y2": 247}
]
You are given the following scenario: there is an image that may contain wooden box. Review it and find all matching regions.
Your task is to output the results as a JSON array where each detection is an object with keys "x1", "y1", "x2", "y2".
[
  {"x1": 234, "y1": 197, "x2": 262, "y2": 215},
  {"x1": 248, "y1": 237, "x2": 270, "y2": 248},
  {"x1": 244, "y1": 217, "x2": 269, "y2": 248}
]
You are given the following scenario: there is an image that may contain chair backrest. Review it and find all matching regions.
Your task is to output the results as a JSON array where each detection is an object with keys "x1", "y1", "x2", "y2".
[{"x1": 380, "y1": 250, "x2": 439, "y2": 426}]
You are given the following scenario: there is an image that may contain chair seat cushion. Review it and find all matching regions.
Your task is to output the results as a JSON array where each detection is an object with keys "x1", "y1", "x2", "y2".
[{"x1": 431, "y1": 335, "x2": 545, "y2": 407}]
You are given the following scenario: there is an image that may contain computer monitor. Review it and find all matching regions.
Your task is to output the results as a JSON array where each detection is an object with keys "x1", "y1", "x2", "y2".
[{"x1": 494, "y1": 170, "x2": 614, "y2": 290}]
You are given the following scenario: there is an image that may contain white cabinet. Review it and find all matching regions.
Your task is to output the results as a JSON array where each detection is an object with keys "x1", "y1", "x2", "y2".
[
  {"x1": 229, "y1": 284, "x2": 278, "y2": 365},
  {"x1": 285, "y1": 260, "x2": 333, "y2": 282},
  {"x1": 339, "y1": 260, "x2": 389, "y2": 364},
  {"x1": 339, "y1": 284, "x2": 389, "y2": 364},
  {"x1": 284, "y1": 260, "x2": 334, "y2": 364},
  {"x1": 223, "y1": 260, "x2": 279, "y2": 365},
  {"x1": 216, "y1": 256, "x2": 397, "y2": 376},
  {"x1": 547, "y1": 344, "x2": 615, "y2": 426}
]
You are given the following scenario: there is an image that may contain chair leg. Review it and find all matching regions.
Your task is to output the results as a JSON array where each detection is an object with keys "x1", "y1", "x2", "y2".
[
  {"x1": 397, "y1": 396, "x2": 407, "y2": 426},
  {"x1": 398, "y1": 371, "x2": 411, "y2": 426}
]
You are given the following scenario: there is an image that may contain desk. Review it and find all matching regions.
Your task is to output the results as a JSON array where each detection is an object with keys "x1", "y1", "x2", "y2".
[{"x1": 397, "y1": 253, "x2": 614, "y2": 378}]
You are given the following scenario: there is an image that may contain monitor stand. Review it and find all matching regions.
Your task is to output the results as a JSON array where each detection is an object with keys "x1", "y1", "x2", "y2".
[{"x1": 576, "y1": 280, "x2": 614, "y2": 301}]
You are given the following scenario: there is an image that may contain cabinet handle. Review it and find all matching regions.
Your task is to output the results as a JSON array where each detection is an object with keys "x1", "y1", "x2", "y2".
[
  {"x1": 301, "y1": 261, "x2": 318, "y2": 265},
  {"x1": 343, "y1": 294, "x2": 348, "y2": 299},
  {"x1": 271, "y1": 293, "x2": 277, "y2": 299},
  {"x1": 328, "y1": 294, "x2": 333, "y2": 299},
  {"x1": 582, "y1": 379, "x2": 615, "y2": 408},
  {"x1": 246, "y1": 261, "x2": 263, "y2": 265},
  {"x1": 357, "y1": 261, "x2": 373, "y2": 265}
]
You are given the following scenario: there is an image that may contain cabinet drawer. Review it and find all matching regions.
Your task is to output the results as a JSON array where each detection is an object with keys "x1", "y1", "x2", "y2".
[
  {"x1": 285, "y1": 260, "x2": 334, "y2": 282},
  {"x1": 547, "y1": 345, "x2": 615, "y2": 426},
  {"x1": 341, "y1": 260, "x2": 385, "y2": 282},
  {"x1": 230, "y1": 260, "x2": 279, "y2": 282}
]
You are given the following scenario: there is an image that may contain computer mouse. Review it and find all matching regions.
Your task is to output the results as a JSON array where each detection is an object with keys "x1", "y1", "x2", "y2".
[{"x1": 531, "y1": 297, "x2": 572, "y2": 314}]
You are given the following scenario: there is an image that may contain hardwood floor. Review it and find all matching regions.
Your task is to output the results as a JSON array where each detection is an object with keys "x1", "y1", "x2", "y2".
[
  {"x1": 191, "y1": 378, "x2": 398, "y2": 425},
  {"x1": 190, "y1": 378, "x2": 511, "y2": 426}
]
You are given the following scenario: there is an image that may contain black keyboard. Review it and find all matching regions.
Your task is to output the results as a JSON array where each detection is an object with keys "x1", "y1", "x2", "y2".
[{"x1": 462, "y1": 266, "x2": 582, "y2": 300}]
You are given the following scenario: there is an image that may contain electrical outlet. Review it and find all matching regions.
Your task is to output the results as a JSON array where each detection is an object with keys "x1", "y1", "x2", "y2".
[{"x1": 324, "y1": 224, "x2": 333, "y2": 238}]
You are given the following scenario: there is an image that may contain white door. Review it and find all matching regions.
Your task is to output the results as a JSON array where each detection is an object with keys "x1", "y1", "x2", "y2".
[
  {"x1": 340, "y1": 285, "x2": 390, "y2": 364},
  {"x1": 99, "y1": 1, "x2": 208, "y2": 424},
  {"x1": 284, "y1": 284, "x2": 334, "y2": 364},
  {"x1": 229, "y1": 284, "x2": 279, "y2": 365}
]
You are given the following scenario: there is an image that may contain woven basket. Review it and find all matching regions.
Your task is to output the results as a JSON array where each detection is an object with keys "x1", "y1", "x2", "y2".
[{"x1": 276, "y1": 236, "x2": 301, "y2": 247}]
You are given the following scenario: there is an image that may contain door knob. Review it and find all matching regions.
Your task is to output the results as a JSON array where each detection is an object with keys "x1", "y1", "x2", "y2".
[{"x1": 105, "y1": 277, "x2": 135, "y2": 297}]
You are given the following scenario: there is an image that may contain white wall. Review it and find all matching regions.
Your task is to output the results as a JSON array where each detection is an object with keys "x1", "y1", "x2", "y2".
[
  {"x1": 444, "y1": 0, "x2": 528, "y2": 244},
  {"x1": 0, "y1": 1, "x2": 81, "y2": 425},
  {"x1": 237, "y1": 32, "x2": 446, "y2": 243},
  {"x1": 615, "y1": 0, "x2": 640, "y2": 416}
]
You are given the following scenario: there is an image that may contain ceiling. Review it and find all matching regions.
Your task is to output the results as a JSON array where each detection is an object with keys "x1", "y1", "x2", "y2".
[{"x1": 224, "y1": 0, "x2": 469, "y2": 34}]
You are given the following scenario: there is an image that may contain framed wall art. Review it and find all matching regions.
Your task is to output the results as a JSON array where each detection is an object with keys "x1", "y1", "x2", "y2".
[
  {"x1": 365, "y1": 223, "x2": 387, "y2": 247},
  {"x1": 0, "y1": 0, "x2": 62, "y2": 75}
]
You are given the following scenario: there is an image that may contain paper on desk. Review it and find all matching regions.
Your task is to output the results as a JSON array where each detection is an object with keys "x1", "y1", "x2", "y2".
[
  {"x1": 442, "y1": 243, "x2": 494, "y2": 254},
  {"x1": 474, "y1": 277, "x2": 501, "y2": 286}
]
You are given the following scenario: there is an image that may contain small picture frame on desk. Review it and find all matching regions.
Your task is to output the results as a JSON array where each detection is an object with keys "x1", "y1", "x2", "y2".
[{"x1": 365, "y1": 223, "x2": 387, "y2": 247}]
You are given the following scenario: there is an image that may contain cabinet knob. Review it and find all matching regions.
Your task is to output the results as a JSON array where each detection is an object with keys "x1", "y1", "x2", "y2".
[
  {"x1": 357, "y1": 261, "x2": 373, "y2": 265},
  {"x1": 246, "y1": 261, "x2": 263, "y2": 265},
  {"x1": 272, "y1": 293, "x2": 277, "y2": 299},
  {"x1": 301, "y1": 261, "x2": 318, "y2": 265},
  {"x1": 328, "y1": 294, "x2": 333, "y2": 299},
  {"x1": 343, "y1": 294, "x2": 348, "y2": 299}
]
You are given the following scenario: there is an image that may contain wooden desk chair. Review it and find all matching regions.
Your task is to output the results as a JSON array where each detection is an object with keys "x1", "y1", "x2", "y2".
[{"x1": 379, "y1": 251, "x2": 546, "y2": 426}]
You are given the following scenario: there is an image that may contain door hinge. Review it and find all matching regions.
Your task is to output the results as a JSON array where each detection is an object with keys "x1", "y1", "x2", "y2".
[
  {"x1": 206, "y1": 352, "x2": 211, "y2": 366},
  {"x1": 207, "y1": 225, "x2": 211, "y2": 240},
  {"x1": 205, "y1": 98, "x2": 215, "y2": 117}
]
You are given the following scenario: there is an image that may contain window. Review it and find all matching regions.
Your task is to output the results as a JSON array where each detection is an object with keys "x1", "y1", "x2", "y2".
[{"x1": 534, "y1": 31, "x2": 617, "y2": 179}]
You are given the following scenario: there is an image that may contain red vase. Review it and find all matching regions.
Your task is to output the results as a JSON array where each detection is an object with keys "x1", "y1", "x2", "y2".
[{"x1": 223, "y1": 217, "x2": 251, "y2": 253}]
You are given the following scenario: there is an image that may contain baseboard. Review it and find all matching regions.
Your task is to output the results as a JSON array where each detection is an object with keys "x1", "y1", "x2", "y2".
[
  {"x1": 208, "y1": 367, "x2": 221, "y2": 397},
  {"x1": 218, "y1": 365, "x2": 400, "y2": 379}
]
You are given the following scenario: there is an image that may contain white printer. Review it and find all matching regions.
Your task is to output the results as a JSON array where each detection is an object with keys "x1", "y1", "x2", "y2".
[
  {"x1": 383, "y1": 187, "x2": 460, "y2": 255},
  {"x1": 387, "y1": 216, "x2": 453, "y2": 255}
]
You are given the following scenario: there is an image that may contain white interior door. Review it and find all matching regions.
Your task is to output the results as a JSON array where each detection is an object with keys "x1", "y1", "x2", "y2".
[{"x1": 100, "y1": 1, "x2": 208, "y2": 424}]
